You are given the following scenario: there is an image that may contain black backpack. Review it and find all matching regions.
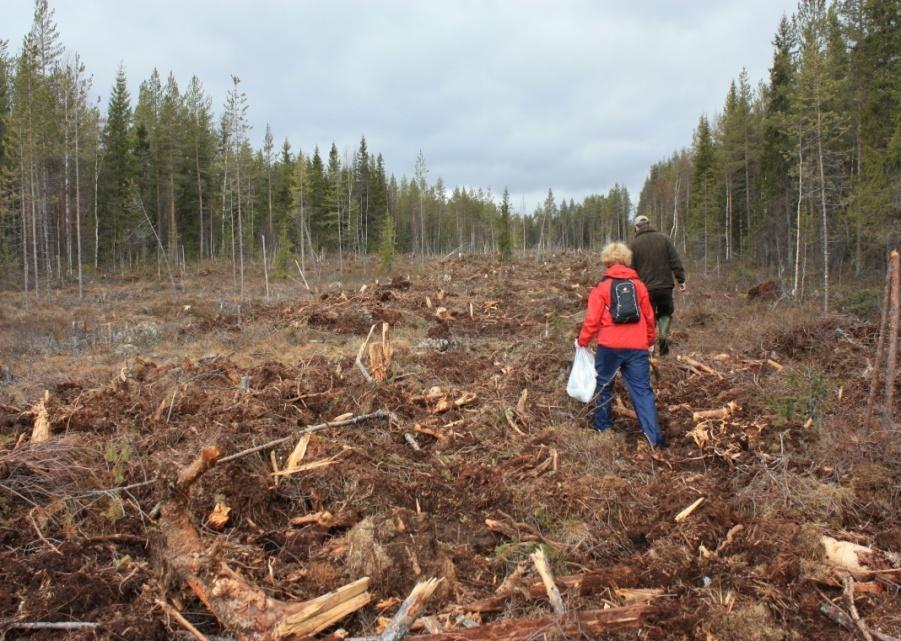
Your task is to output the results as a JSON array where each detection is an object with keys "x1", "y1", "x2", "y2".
[{"x1": 605, "y1": 277, "x2": 640, "y2": 324}]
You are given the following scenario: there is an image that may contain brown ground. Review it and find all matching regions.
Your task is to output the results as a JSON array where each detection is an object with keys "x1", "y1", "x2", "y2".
[{"x1": 0, "y1": 253, "x2": 898, "y2": 640}]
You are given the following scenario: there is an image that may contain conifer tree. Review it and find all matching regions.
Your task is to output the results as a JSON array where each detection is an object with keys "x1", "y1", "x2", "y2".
[{"x1": 100, "y1": 64, "x2": 135, "y2": 266}]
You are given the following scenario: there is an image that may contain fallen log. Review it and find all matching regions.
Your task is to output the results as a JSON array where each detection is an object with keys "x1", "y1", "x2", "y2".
[{"x1": 158, "y1": 446, "x2": 372, "y2": 641}]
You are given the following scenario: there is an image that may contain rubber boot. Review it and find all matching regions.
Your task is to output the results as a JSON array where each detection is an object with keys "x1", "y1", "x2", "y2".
[{"x1": 657, "y1": 315, "x2": 671, "y2": 355}]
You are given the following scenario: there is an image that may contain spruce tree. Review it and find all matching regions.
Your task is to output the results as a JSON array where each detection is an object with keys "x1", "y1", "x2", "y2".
[{"x1": 100, "y1": 63, "x2": 135, "y2": 265}]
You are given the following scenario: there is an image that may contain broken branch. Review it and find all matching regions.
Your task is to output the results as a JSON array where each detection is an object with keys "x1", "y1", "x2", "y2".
[{"x1": 530, "y1": 547, "x2": 565, "y2": 615}]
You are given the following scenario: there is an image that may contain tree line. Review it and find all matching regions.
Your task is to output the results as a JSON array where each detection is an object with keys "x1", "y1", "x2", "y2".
[
  {"x1": 0, "y1": 0, "x2": 636, "y2": 300},
  {"x1": 636, "y1": 0, "x2": 900, "y2": 310}
]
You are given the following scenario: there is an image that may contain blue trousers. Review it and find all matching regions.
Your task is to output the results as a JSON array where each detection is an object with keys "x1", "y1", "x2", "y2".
[{"x1": 593, "y1": 346, "x2": 664, "y2": 447}]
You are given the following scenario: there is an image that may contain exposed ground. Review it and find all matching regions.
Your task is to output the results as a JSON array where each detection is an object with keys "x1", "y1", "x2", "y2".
[{"x1": 0, "y1": 254, "x2": 898, "y2": 640}]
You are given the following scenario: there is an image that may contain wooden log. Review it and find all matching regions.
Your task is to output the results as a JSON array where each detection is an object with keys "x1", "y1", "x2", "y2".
[{"x1": 158, "y1": 447, "x2": 372, "y2": 641}]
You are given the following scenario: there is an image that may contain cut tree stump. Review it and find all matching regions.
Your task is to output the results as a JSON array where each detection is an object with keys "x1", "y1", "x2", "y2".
[
  {"x1": 158, "y1": 446, "x2": 372, "y2": 641},
  {"x1": 369, "y1": 323, "x2": 394, "y2": 383}
]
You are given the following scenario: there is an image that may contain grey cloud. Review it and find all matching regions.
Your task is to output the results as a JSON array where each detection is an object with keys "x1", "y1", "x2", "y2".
[{"x1": 2, "y1": 0, "x2": 796, "y2": 205}]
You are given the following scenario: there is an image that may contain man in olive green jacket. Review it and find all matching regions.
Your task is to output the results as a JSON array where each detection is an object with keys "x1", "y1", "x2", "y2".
[{"x1": 629, "y1": 215, "x2": 686, "y2": 355}]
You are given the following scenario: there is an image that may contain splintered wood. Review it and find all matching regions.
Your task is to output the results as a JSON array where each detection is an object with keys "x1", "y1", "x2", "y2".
[
  {"x1": 30, "y1": 390, "x2": 51, "y2": 444},
  {"x1": 159, "y1": 447, "x2": 372, "y2": 641},
  {"x1": 530, "y1": 548, "x2": 564, "y2": 615},
  {"x1": 369, "y1": 322, "x2": 394, "y2": 383}
]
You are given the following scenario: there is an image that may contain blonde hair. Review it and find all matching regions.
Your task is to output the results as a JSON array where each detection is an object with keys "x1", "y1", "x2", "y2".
[{"x1": 601, "y1": 242, "x2": 632, "y2": 267}]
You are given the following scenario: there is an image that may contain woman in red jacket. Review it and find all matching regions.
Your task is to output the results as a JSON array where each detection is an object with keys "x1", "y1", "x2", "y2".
[{"x1": 577, "y1": 242, "x2": 665, "y2": 447}]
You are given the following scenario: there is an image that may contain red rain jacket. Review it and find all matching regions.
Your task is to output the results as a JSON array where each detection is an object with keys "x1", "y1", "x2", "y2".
[{"x1": 577, "y1": 264, "x2": 656, "y2": 350}]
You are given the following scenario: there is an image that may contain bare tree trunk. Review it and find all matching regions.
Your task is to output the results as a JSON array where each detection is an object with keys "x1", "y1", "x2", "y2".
[
  {"x1": 236, "y1": 154, "x2": 245, "y2": 298},
  {"x1": 793, "y1": 147, "x2": 803, "y2": 298},
  {"x1": 419, "y1": 190, "x2": 425, "y2": 263},
  {"x1": 196, "y1": 136, "x2": 204, "y2": 259},
  {"x1": 262, "y1": 234, "x2": 270, "y2": 300},
  {"x1": 64, "y1": 76, "x2": 72, "y2": 276},
  {"x1": 670, "y1": 173, "x2": 680, "y2": 240},
  {"x1": 19, "y1": 145, "x2": 29, "y2": 305},
  {"x1": 816, "y1": 103, "x2": 829, "y2": 313},
  {"x1": 169, "y1": 150, "x2": 178, "y2": 264},
  {"x1": 724, "y1": 178, "x2": 732, "y2": 262},
  {"x1": 75, "y1": 70, "x2": 83, "y2": 299},
  {"x1": 267, "y1": 159, "x2": 273, "y2": 244},
  {"x1": 93, "y1": 148, "x2": 100, "y2": 270},
  {"x1": 30, "y1": 159, "x2": 40, "y2": 302}
]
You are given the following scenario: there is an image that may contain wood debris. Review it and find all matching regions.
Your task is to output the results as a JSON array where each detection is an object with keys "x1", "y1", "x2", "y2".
[
  {"x1": 206, "y1": 501, "x2": 231, "y2": 530},
  {"x1": 30, "y1": 390, "x2": 51, "y2": 444},
  {"x1": 369, "y1": 323, "x2": 394, "y2": 382},
  {"x1": 674, "y1": 497, "x2": 705, "y2": 523},
  {"x1": 158, "y1": 446, "x2": 372, "y2": 641},
  {"x1": 530, "y1": 547, "x2": 564, "y2": 615}
]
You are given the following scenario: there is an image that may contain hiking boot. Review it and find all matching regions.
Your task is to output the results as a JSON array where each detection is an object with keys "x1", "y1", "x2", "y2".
[{"x1": 658, "y1": 338, "x2": 670, "y2": 356}]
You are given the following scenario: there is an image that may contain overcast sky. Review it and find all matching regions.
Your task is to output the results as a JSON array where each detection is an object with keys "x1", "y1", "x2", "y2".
[{"x1": 3, "y1": 0, "x2": 798, "y2": 211}]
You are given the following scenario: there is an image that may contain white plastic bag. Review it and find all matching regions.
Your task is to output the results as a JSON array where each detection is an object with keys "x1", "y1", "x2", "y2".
[{"x1": 566, "y1": 342, "x2": 596, "y2": 403}]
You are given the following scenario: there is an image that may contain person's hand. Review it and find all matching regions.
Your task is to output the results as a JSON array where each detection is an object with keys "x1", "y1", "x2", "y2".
[{"x1": 678, "y1": 282, "x2": 687, "y2": 293}]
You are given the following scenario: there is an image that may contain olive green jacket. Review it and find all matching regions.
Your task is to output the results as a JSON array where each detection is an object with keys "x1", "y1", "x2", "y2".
[{"x1": 629, "y1": 228, "x2": 686, "y2": 291}]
